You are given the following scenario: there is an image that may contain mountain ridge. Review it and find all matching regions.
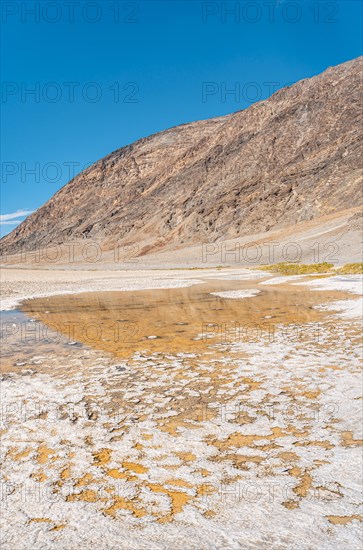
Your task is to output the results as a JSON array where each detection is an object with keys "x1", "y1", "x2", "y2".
[{"x1": 2, "y1": 56, "x2": 362, "y2": 259}]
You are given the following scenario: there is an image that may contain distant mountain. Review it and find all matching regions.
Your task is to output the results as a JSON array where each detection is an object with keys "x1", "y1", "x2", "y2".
[{"x1": 2, "y1": 57, "x2": 362, "y2": 258}]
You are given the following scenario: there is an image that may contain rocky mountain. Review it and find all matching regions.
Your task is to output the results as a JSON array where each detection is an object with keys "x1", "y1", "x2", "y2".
[{"x1": 1, "y1": 57, "x2": 362, "y2": 259}]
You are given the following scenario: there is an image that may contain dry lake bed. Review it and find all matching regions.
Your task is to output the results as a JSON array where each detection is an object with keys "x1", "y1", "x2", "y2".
[{"x1": 0, "y1": 268, "x2": 362, "y2": 549}]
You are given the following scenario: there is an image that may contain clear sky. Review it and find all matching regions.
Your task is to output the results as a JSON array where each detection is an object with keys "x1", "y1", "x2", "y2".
[{"x1": 1, "y1": 0, "x2": 362, "y2": 236}]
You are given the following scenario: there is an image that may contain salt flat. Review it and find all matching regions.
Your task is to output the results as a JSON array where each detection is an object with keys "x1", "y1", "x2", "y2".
[{"x1": 0, "y1": 268, "x2": 362, "y2": 549}]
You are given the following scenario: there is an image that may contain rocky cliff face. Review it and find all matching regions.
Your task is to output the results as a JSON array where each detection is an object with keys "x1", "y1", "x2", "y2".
[{"x1": 2, "y1": 57, "x2": 362, "y2": 257}]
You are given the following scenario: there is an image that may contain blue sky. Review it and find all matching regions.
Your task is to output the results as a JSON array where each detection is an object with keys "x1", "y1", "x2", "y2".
[{"x1": 1, "y1": 0, "x2": 362, "y2": 236}]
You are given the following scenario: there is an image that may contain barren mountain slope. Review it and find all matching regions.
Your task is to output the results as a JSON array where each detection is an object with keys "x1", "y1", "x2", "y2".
[{"x1": 1, "y1": 56, "x2": 362, "y2": 258}]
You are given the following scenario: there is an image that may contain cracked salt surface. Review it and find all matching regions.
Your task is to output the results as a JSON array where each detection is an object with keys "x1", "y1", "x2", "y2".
[
  {"x1": 294, "y1": 275, "x2": 363, "y2": 319},
  {"x1": 1, "y1": 275, "x2": 362, "y2": 549}
]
